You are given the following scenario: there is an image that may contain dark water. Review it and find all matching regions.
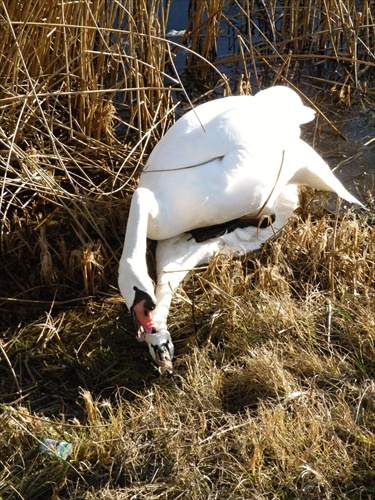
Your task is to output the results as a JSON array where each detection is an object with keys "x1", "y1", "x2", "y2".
[{"x1": 166, "y1": 0, "x2": 242, "y2": 76}]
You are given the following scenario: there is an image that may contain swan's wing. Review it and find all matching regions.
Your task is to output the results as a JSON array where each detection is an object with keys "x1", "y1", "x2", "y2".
[
  {"x1": 152, "y1": 185, "x2": 299, "y2": 331},
  {"x1": 144, "y1": 87, "x2": 315, "y2": 174},
  {"x1": 155, "y1": 184, "x2": 299, "y2": 277},
  {"x1": 255, "y1": 86, "x2": 315, "y2": 124},
  {"x1": 144, "y1": 96, "x2": 253, "y2": 172}
]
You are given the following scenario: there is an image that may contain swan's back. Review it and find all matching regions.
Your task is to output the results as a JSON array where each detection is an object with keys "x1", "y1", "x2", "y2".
[
  {"x1": 143, "y1": 87, "x2": 315, "y2": 174},
  {"x1": 138, "y1": 85, "x2": 362, "y2": 241}
]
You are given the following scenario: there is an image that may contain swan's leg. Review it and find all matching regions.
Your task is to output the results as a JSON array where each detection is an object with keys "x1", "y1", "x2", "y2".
[
  {"x1": 153, "y1": 235, "x2": 217, "y2": 332},
  {"x1": 152, "y1": 184, "x2": 300, "y2": 333},
  {"x1": 150, "y1": 233, "x2": 224, "y2": 366},
  {"x1": 118, "y1": 188, "x2": 176, "y2": 375},
  {"x1": 142, "y1": 255, "x2": 191, "y2": 376},
  {"x1": 153, "y1": 270, "x2": 189, "y2": 334},
  {"x1": 145, "y1": 185, "x2": 299, "y2": 375},
  {"x1": 152, "y1": 230, "x2": 268, "y2": 343}
]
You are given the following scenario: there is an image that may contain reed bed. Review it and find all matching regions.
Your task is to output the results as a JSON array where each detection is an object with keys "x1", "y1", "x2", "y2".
[{"x1": 0, "y1": 0, "x2": 374, "y2": 498}]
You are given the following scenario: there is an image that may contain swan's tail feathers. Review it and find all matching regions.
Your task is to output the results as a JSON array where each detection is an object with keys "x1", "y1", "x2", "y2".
[{"x1": 289, "y1": 140, "x2": 365, "y2": 208}]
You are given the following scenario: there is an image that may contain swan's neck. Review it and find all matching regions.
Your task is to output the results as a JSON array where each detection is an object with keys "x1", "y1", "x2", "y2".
[{"x1": 118, "y1": 188, "x2": 157, "y2": 309}]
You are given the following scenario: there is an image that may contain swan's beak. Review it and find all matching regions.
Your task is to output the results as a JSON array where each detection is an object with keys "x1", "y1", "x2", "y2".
[
  {"x1": 131, "y1": 288, "x2": 156, "y2": 341},
  {"x1": 145, "y1": 331, "x2": 175, "y2": 376}
]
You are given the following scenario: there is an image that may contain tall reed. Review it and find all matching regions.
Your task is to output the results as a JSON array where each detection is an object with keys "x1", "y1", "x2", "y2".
[{"x1": 0, "y1": 0, "x2": 373, "y2": 300}]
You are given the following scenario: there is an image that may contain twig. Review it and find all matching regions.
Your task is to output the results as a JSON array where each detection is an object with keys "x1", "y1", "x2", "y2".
[{"x1": 0, "y1": 339, "x2": 21, "y2": 395}]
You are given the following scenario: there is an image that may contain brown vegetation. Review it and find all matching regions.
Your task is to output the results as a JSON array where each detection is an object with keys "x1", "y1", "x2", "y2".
[{"x1": 0, "y1": 1, "x2": 374, "y2": 498}]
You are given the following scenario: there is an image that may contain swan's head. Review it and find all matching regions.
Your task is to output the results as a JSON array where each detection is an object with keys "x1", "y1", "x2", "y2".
[
  {"x1": 145, "y1": 331, "x2": 175, "y2": 376},
  {"x1": 131, "y1": 286, "x2": 156, "y2": 340},
  {"x1": 130, "y1": 287, "x2": 175, "y2": 374}
]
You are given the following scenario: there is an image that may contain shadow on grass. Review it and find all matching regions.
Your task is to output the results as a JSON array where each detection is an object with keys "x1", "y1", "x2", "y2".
[{"x1": 0, "y1": 298, "x2": 163, "y2": 420}]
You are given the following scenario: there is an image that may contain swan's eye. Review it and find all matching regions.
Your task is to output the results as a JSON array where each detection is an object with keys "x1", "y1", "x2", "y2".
[{"x1": 146, "y1": 299, "x2": 156, "y2": 311}]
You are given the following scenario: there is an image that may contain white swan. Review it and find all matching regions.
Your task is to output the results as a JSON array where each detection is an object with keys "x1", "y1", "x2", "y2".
[{"x1": 118, "y1": 86, "x2": 362, "y2": 375}]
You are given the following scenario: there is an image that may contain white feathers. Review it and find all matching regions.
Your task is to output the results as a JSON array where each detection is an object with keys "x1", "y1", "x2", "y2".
[{"x1": 118, "y1": 86, "x2": 362, "y2": 366}]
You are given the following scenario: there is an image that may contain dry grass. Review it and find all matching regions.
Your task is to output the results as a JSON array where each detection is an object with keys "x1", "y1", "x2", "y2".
[
  {"x1": 1, "y1": 214, "x2": 374, "y2": 498},
  {"x1": 0, "y1": 1, "x2": 374, "y2": 499}
]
